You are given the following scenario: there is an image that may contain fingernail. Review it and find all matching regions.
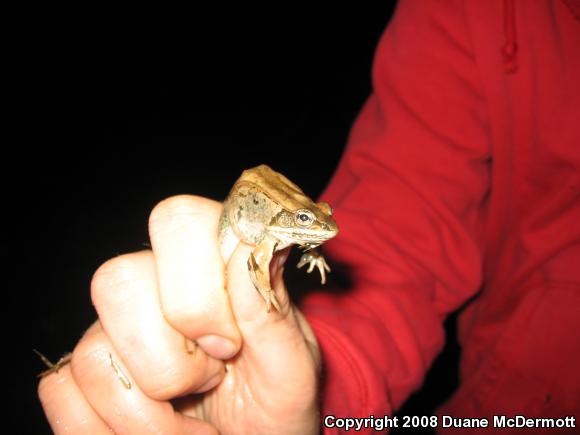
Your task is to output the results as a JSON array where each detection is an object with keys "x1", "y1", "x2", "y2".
[{"x1": 196, "y1": 334, "x2": 237, "y2": 359}]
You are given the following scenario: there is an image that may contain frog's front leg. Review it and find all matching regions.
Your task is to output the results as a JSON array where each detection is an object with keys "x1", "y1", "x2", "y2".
[
  {"x1": 247, "y1": 237, "x2": 281, "y2": 312},
  {"x1": 297, "y1": 248, "x2": 331, "y2": 284}
]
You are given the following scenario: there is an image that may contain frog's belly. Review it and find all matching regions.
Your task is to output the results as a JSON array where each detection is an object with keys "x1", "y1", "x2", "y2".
[{"x1": 233, "y1": 220, "x2": 266, "y2": 245}]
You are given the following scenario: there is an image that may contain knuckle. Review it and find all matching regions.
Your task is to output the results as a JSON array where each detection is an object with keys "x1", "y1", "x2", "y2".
[
  {"x1": 70, "y1": 331, "x2": 109, "y2": 381},
  {"x1": 140, "y1": 359, "x2": 199, "y2": 400},
  {"x1": 149, "y1": 195, "x2": 199, "y2": 232},
  {"x1": 37, "y1": 371, "x2": 66, "y2": 405},
  {"x1": 160, "y1": 295, "x2": 218, "y2": 331},
  {"x1": 161, "y1": 303, "x2": 200, "y2": 329},
  {"x1": 148, "y1": 195, "x2": 221, "y2": 237},
  {"x1": 141, "y1": 354, "x2": 219, "y2": 400},
  {"x1": 90, "y1": 254, "x2": 142, "y2": 308}
]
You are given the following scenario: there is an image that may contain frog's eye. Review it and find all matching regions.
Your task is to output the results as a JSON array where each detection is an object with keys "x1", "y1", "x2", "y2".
[{"x1": 295, "y1": 209, "x2": 315, "y2": 227}]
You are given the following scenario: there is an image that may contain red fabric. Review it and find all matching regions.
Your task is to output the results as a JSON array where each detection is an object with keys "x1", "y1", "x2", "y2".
[{"x1": 302, "y1": 0, "x2": 580, "y2": 433}]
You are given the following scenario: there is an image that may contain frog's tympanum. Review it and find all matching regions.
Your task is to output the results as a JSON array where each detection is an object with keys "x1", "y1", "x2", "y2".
[{"x1": 218, "y1": 164, "x2": 339, "y2": 312}]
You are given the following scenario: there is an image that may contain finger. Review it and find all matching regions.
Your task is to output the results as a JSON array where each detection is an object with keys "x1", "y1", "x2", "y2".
[
  {"x1": 71, "y1": 322, "x2": 218, "y2": 434},
  {"x1": 149, "y1": 195, "x2": 241, "y2": 359},
  {"x1": 38, "y1": 364, "x2": 112, "y2": 434},
  {"x1": 91, "y1": 251, "x2": 225, "y2": 400}
]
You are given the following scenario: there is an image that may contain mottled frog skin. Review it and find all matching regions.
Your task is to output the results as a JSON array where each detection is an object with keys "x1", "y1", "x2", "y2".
[{"x1": 218, "y1": 164, "x2": 339, "y2": 312}]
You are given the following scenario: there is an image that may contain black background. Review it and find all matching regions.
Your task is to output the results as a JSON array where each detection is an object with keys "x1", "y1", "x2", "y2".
[{"x1": 11, "y1": 4, "x2": 458, "y2": 433}]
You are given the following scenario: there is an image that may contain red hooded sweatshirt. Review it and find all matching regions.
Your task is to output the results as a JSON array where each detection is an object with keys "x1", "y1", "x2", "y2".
[{"x1": 302, "y1": 0, "x2": 580, "y2": 433}]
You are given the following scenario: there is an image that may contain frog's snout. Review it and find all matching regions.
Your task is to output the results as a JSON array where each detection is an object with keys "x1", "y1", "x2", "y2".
[{"x1": 322, "y1": 220, "x2": 339, "y2": 239}]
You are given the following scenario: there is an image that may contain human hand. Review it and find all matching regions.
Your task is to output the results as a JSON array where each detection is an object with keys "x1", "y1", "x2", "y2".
[{"x1": 38, "y1": 195, "x2": 321, "y2": 434}]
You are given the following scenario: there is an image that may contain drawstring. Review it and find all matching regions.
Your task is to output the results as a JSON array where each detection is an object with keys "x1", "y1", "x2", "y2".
[{"x1": 502, "y1": 0, "x2": 518, "y2": 73}]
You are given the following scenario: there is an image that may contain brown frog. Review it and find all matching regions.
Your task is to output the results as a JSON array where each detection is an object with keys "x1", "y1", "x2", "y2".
[{"x1": 218, "y1": 164, "x2": 339, "y2": 312}]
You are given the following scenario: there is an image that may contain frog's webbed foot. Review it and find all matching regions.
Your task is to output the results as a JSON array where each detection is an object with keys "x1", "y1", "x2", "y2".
[
  {"x1": 34, "y1": 349, "x2": 72, "y2": 378},
  {"x1": 297, "y1": 248, "x2": 331, "y2": 284},
  {"x1": 248, "y1": 240, "x2": 281, "y2": 312}
]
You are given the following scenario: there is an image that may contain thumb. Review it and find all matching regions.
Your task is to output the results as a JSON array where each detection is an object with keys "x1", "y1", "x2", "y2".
[
  {"x1": 226, "y1": 242, "x2": 320, "y2": 369},
  {"x1": 227, "y1": 243, "x2": 291, "y2": 321}
]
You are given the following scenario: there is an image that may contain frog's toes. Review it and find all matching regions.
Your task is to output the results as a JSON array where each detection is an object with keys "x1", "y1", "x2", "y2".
[
  {"x1": 265, "y1": 289, "x2": 281, "y2": 313},
  {"x1": 296, "y1": 252, "x2": 313, "y2": 270},
  {"x1": 297, "y1": 251, "x2": 331, "y2": 284}
]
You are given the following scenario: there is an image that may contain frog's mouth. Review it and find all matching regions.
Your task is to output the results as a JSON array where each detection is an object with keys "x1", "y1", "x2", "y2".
[{"x1": 268, "y1": 225, "x2": 337, "y2": 246}]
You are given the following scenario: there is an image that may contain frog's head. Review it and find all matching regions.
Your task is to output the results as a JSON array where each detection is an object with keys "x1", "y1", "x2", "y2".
[{"x1": 268, "y1": 201, "x2": 339, "y2": 248}]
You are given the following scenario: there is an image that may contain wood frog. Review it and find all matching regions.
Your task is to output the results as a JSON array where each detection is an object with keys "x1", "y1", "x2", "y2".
[{"x1": 218, "y1": 164, "x2": 339, "y2": 312}]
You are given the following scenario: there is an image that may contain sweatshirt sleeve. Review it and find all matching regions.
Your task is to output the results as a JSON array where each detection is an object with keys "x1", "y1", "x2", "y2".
[{"x1": 301, "y1": 0, "x2": 491, "y2": 422}]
